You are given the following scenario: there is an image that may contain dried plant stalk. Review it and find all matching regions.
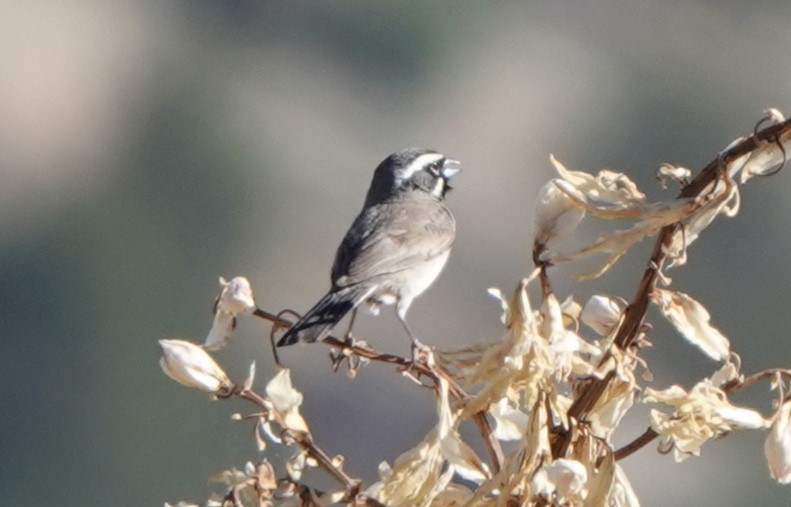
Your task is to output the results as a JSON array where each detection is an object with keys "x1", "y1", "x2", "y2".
[{"x1": 160, "y1": 111, "x2": 791, "y2": 507}]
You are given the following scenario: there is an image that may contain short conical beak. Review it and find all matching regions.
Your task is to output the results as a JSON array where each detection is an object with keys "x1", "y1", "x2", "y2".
[{"x1": 441, "y1": 158, "x2": 462, "y2": 179}]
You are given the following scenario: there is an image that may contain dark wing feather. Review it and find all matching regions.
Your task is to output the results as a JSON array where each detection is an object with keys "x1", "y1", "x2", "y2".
[{"x1": 331, "y1": 197, "x2": 455, "y2": 287}]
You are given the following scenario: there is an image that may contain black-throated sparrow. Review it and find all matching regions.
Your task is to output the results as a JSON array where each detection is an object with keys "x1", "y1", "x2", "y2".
[{"x1": 277, "y1": 148, "x2": 460, "y2": 351}]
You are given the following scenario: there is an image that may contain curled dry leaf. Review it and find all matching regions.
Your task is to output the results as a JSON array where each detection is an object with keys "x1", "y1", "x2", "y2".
[{"x1": 651, "y1": 289, "x2": 730, "y2": 361}]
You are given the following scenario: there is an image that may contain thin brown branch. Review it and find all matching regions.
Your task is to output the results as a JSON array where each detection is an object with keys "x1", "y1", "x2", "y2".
[
  {"x1": 253, "y1": 307, "x2": 293, "y2": 328},
  {"x1": 237, "y1": 388, "x2": 361, "y2": 496},
  {"x1": 721, "y1": 368, "x2": 791, "y2": 393},
  {"x1": 251, "y1": 312, "x2": 505, "y2": 473},
  {"x1": 614, "y1": 427, "x2": 658, "y2": 461},
  {"x1": 319, "y1": 337, "x2": 505, "y2": 473},
  {"x1": 551, "y1": 117, "x2": 791, "y2": 458}
]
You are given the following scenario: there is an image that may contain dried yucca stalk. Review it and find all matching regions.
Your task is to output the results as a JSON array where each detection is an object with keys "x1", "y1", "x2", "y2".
[{"x1": 160, "y1": 110, "x2": 791, "y2": 507}]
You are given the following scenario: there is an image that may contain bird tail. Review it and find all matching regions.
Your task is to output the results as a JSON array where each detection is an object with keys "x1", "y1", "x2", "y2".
[{"x1": 276, "y1": 285, "x2": 375, "y2": 347}]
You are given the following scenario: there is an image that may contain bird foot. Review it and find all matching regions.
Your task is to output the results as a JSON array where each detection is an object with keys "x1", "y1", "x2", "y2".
[{"x1": 410, "y1": 339, "x2": 432, "y2": 365}]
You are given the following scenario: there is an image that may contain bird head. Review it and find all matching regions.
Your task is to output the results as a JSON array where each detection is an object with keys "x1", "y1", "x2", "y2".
[{"x1": 365, "y1": 148, "x2": 461, "y2": 206}]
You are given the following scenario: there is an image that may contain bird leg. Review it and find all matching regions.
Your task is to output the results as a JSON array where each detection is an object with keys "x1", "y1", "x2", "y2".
[
  {"x1": 343, "y1": 309, "x2": 358, "y2": 346},
  {"x1": 396, "y1": 312, "x2": 430, "y2": 363}
]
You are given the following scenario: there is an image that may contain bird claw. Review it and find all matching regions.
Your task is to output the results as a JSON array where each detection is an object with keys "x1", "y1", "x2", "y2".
[
  {"x1": 329, "y1": 338, "x2": 369, "y2": 378},
  {"x1": 411, "y1": 340, "x2": 432, "y2": 364}
]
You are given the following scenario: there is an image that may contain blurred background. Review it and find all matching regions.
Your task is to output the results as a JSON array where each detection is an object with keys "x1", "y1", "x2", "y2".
[{"x1": 2, "y1": 0, "x2": 791, "y2": 505}]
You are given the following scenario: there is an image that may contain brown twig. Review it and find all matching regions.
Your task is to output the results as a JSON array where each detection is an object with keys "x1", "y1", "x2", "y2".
[
  {"x1": 550, "y1": 117, "x2": 791, "y2": 459},
  {"x1": 251, "y1": 313, "x2": 505, "y2": 473},
  {"x1": 237, "y1": 387, "x2": 361, "y2": 497}
]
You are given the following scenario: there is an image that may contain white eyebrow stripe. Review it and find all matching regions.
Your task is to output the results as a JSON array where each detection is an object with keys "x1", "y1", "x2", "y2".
[{"x1": 400, "y1": 153, "x2": 444, "y2": 180}]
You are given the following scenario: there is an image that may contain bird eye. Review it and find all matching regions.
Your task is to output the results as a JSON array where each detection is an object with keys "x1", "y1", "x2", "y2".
[{"x1": 428, "y1": 160, "x2": 443, "y2": 176}]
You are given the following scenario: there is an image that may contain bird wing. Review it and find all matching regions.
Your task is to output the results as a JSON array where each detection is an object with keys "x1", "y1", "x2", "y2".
[{"x1": 331, "y1": 198, "x2": 456, "y2": 287}]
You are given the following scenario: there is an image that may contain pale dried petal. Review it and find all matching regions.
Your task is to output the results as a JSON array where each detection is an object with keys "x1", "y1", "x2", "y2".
[
  {"x1": 553, "y1": 198, "x2": 697, "y2": 279},
  {"x1": 651, "y1": 289, "x2": 730, "y2": 361},
  {"x1": 607, "y1": 465, "x2": 641, "y2": 507},
  {"x1": 318, "y1": 490, "x2": 347, "y2": 506},
  {"x1": 254, "y1": 418, "x2": 267, "y2": 451},
  {"x1": 261, "y1": 421, "x2": 281, "y2": 444},
  {"x1": 531, "y1": 458, "x2": 588, "y2": 502},
  {"x1": 203, "y1": 311, "x2": 235, "y2": 351},
  {"x1": 709, "y1": 359, "x2": 740, "y2": 387},
  {"x1": 242, "y1": 361, "x2": 256, "y2": 392},
  {"x1": 588, "y1": 378, "x2": 636, "y2": 441},
  {"x1": 581, "y1": 295, "x2": 624, "y2": 336},
  {"x1": 216, "y1": 276, "x2": 256, "y2": 315},
  {"x1": 377, "y1": 377, "x2": 467, "y2": 506},
  {"x1": 533, "y1": 180, "x2": 586, "y2": 252},
  {"x1": 436, "y1": 377, "x2": 490, "y2": 483},
  {"x1": 656, "y1": 163, "x2": 691, "y2": 189},
  {"x1": 489, "y1": 397, "x2": 528, "y2": 441},
  {"x1": 158, "y1": 339, "x2": 232, "y2": 393},
  {"x1": 265, "y1": 369, "x2": 308, "y2": 433},
  {"x1": 266, "y1": 369, "x2": 303, "y2": 414},
  {"x1": 430, "y1": 484, "x2": 473, "y2": 506},
  {"x1": 551, "y1": 155, "x2": 645, "y2": 206},
  {"x1": 561, "y1": 295, "x2": 582, "y2": 322},
  {"x1": 441, "y1": 434, "x2": 489, "y2": 484},
  {"x1": 487, "y1": 287, "x2": 512, "y2": 326},
  {"x1": 765, "y1": 401, "x2": 791, "y2": 484},
  {"x1": 765, "y1": 107, "x2": 786, "y2": 123},
  {"x1": 286, "y1": 451, "x2": 307, "y2": 481},
  {"x1": 716, "y1": 405, "x2": 766, "y2": 429},
  {"x1": 377, "y1": 434, "x2": 444, "y2": 506}
]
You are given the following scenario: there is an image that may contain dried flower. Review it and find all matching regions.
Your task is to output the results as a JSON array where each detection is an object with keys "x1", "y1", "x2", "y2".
[
  {"x1": 533, "y1": 179, "x2": 585, "y2": 255},
  {"x1": 765, "y1": 401, "x2": 791, "y2": 484},
  {"x1": 159, "y1": 339, "x2": 232, "y2": 394},
  {"x1": 265, "y1": 369, "x2": 309, "y2": 434},
  {"x1": 651, "y1": 289, "x2": 730, "y2": 361},
  {"x1": 645, "y1": 380, "x2": 765, "y2": 461},
  {"x1": 205, "y1": 276, "x2": 256, "y2": 351},
  {"x1": 216, "y1": 276, "x2": 256, "y2": 315}
]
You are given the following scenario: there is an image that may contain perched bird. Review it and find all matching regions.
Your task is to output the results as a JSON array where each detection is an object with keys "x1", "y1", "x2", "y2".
[{"x1": 277, "y1": 148, "x2": 460, "y2": 352}]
